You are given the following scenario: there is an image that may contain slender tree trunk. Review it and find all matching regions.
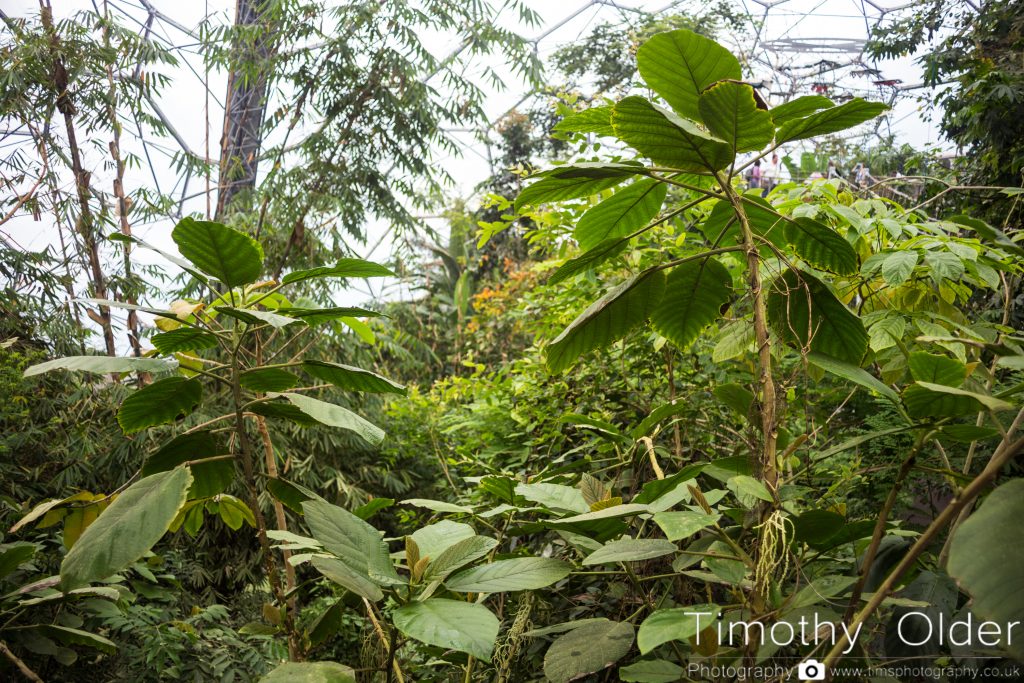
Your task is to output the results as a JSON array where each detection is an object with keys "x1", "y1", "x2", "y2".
[
  {"x1": 102, "y1": 3, "x2": 145, "y2": 363},
  {"x1": 215, "y1": 0, "x2": 279, "y2": 220},
  {"x1": 40, "y1": 2, "x2": 116, "y2": 357}
]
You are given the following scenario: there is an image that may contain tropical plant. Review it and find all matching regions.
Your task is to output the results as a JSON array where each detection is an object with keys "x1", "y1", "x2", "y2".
[
  {"x1": 504, "y1": 26, "x2": 1024, "y2": 676},
  {"x1": 12, "y1": 217, "x2": 403, "y2": 664}
]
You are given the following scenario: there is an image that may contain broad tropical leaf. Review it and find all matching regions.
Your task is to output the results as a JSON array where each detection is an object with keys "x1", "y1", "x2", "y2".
[
  {"x1": 948, "y1": 479, "x2": 1024, "y2": 661},
  {"x1": 807, "y1": 352, "x2": 899, "y2": 404},
  {"x1": 240, "y1": 368, "x2": 300, "y2": 392},
  {"x1": 619, "y1": 659, "x2": 686, "y2": 682},
  {"x1": 575, "y1": 179, "x2": 667, "y2": 251},
  {"x1": 636, "y1": 29, "x2": 741, "y2": 121},
  {"x1": 392, "y1": 599, "x2": 499, "y2": 661},
  {"x1": 266, "y1": 393, "x2": 384, "y2": 446},
  {"x1": 582, "y1": 538, "x2": 676, "y2": 565},
  {"x1": 151, "y1": 328, "x2": 219, "y2": 354},
  {"x1": 908, "y1": 352, "x2": 967, "y2": 387},
  {"x1": 543, "y1": 619, "x2": 635, "y2": 683},
  {"x1": 171, "y1": 217, "x2": 264, "y2": 287},
  {"x1": 775, "y1": 99, "x2": 888, "y2": 144},
  {"x1": 903, "y1": 382, "x2": 1012, "y2": 419},
  {"x1": 784, "y1": 217, "x2": 858, "y2": 274},
  {"x1": 650, "y1": 257, "x2": 732, "y2": 350},
  {"x1": 546, "y1": 269, "x2": 666, "y2": 373},
  {"x1": 259, "y1": 662, "x2": 356, "y2": 683},
  {"x1": 652, "y1": 511, "x2": 718, "y2": 541},
  {"x1": 515, "y1": 482, "x2": 589, "y2": 514},
  {"x1": 515, "y1": 163, "x2": 642, "y2": 210},
  {"x1": 697, "y1": 81, "x2": 774, "y2": 153},
  {"x1": 445, "y1": 557, "x2": 572, "y2": 592},
  {"x1": 117, "y1": 377, "x2": 202, "y2": 434},
  {"x1": 554, "y1": 106, "x2": 614, "y2": 137},
  {"x1": 769, "y1": 95, "x2": 834, "y2": 126},
  {"x1": 277, "y1": 307, "x2": 380, "y2": 325},
  {"x1": 302, "y1": 500, "x2": 400, "y2": 585},
  {"x1": 310, "y1": 556, "x2": 384, "y2": 602},
  {"x1": 141, "y1": 431, "x2": 234, "y2": 498},
  {"x1": 24, "y1": 355, "x2": 174, "y2": 377},
  {"x1": 410, "y1": 520, "x2": 476, "y2": 560},
  {"x1": 638, "y1": 605, "x2": 720, "y2": 653},
  {"x1": 215, "y1": 306, "x2": 301, "y2": 329},
  {"x1": 612, "y1": 97, "x2": 732, "y2": 172},
  {"x1": 302, "y1": 360, "x2": 406, "y2": 395},
  {"x1": 61, "y1": 468, "x2": 191, "y2": 590},
  {"x1": 423, "y1": 535, "x2": 498, "y2": 582},
  {"x1": 767, "y1": 269, "x2": 867, "y2": 365},
  {"x1": 281, "y1": 258, "x2": 394, "y2": 285},
  {"x1": 548, "y1": 237, "x2": 631, "y2": 285}
]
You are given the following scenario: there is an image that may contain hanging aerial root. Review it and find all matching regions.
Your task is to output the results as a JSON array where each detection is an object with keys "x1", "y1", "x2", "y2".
[
  {"x1": 494, "y1": 593, "x2": 534, "y2": 682},
  {"x1": 754, "y1": 509, "x2": 793, "y2": 597}
]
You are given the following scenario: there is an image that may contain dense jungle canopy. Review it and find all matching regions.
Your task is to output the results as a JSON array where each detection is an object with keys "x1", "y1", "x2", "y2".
[{"x1": 1, "y1": 1, "x2": 1024, "y2": 681}]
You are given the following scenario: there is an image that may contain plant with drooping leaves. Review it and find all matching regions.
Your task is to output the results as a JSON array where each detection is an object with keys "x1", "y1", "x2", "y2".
[
  {"x1": 16, "y1": 216, "x2": 403, "y2": 663},
  {"x1": 505, "y1": 26, "x2": 1024, "y2": 676}
]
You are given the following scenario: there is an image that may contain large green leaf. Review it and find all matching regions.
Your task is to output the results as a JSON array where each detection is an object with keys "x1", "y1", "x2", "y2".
[
  {"x1": 266, "y1": 393, "x2": 384, "y2": 446},
  {"x1": 240, "y1": 368, "x2": 300, "y2": 392},
  {"x1": 650, "y1": 257, "x2": 732, "y2": 350},
  {"x1": 141, "y1": 431, "x2": 233, "y2": 499},
  {"x1": 807, "y1": 351, "x2": 900, "y2": 404},
  {"x1": 514, "y1": 482, "x2": 589, "y2": 514},
  {"x1": 24, "y1": 355, "x2": 174, "y2": 377},
  {"x1": 445, "y1": 557, "x2": 572, "y2": 593},
  {"x1": 543, "y1": 619, "x2": 635, "y2": 683},
  {"x1": 880, "y1": 250, "x2": 919, "y2": 285},
  {"x1": 769, "y1": 95, "x2": 834, "y2": 127},
  {"x1": 410, "y1": 520, "x2": 476, "y2": 560},
  {"x1": 697, "y1": 81, "x2": 774, "y2": 153},
  {"x1": 652, "y1": 511, "x2": 719, "y2": 541},
  {"x1": 215, "y1": 306, "x2": 301, "y2": 329},
  {"x1": 636, "y1": 29, "x2": 741, "y2": 121},
  {"x1": 546, "y1": 269, "x2": 666, "y2": 373},
  {"x1": 775, "y1": 99, "x2": 888, "y2": 144},
  {"x1": 582, "y1": 538, "x2": 676, "y2": 565},
  {"x1": 699, "y1": 196, "x2": 787, "y2": 248},
  {"x1": 392, "y1": 599, "x2": 499, "y2": 661},
  {"x1": 575, "y1": 179, "x2": 667, "y2": 251},
  {"x1": 548, "y1": 237, "x2": 631, "y2": 285},
  {"x1": 37, "y1": 625, "x2": 117, "y2": 654},
  {"x1": 784, "y1": 217, "x2": 858, "y2": 275},
  {"x1": 515, "y1": 163, "x2": 642, "y2": 210},
  {"x1": 423, "y1": 535, "x2": 498, "y2": 582},
  {"x1": 259, "y1": 662, "x2": 356, "y2": 683},
  {"x1": 310, "y1": 556, "x2": 384, "y2": 602},
  {"x1": 619, "y1": 659, "x2": 686, "y2": 682},
  {"x1": 61, "y1": 468, "x2": 191, "y2": 590},
  {"x1": 302, "y1": 500, "x2": 400, "y2": 586},
  {"x1": 612, "y1": 96, "x2": 732, "y2": 172},
  {"x1": 947, "y1": 479, "x2": 1024, "y2": 661},
  {"x1": 151, "y1": 328, "x2": 220, "y2": 354},
  {"x1": 302, "y1": 360, "x2": 406, "y2": 395},
  {"x1": 903, "y1": 382, "x2": 1013, "y2": 419},
  {"x1": 171, "y1": 217, "x2": 264, "y2": 287},
  {"x1": 638, "y1": 605, "x2": 719, "y2": 653},
  {"x1": 281, "y1": 259, "x2": 394, "y2": 285},
  {"x1": 117, "y1": 377, "x2": 202, "y2": 434},
  {"x1": 554, "y1": 106, "x2": 615, "y2": 137},
  {"x1": 908, "y1": 352, "x2": 967, "y2": 387},
  {"x1": 767, "y1": 269, "x2": 867, "y2": 365},
  {"x1": 276, "y1": 307, "x2": 380, "y2": 325}
]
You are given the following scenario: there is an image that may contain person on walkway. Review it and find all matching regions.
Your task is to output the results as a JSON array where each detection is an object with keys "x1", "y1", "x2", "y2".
[
  {"x1": 762, "y1": 153, "x2": 779, "y2": 196},
  {"x1": 748, "y1": 159, "x2": 762, "y2": 189}
]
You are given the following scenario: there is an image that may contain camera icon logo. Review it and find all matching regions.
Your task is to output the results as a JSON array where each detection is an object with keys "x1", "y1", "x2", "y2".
[{"x1": 797, "y1": 658, "x2": 826, "y2": 681}]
